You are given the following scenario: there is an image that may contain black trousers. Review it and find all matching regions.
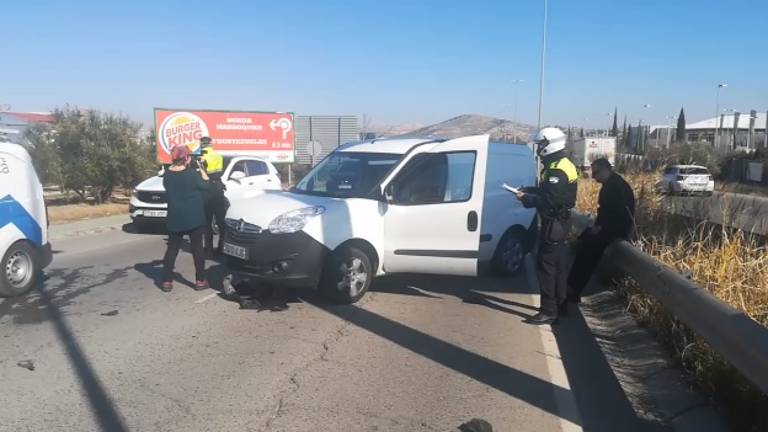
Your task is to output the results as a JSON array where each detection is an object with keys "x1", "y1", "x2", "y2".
[
  {"x1": 163, "y1": 225, "x2": 206, "y2": 282},
  {"x1": 567, "y1": 232, "x2": 616, "y2": 298},
  {"x1": 537, "y1": 217, "x2": 571, "y2": 316},
  {"x1": 204, "y1": 192, "x2": 228, "y2": 253}
]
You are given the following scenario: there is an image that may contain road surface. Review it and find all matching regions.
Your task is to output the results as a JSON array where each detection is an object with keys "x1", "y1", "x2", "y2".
[{"x1": 1, "y1": 223, "x2": 661, "y2": 431}]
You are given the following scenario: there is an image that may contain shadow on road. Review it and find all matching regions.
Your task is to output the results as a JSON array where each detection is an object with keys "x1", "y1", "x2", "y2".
[
  {"x1": 372, "y1": 274, "x2": 538, "y2": 320},
  {"x1": 0, "y1": 266, "x2": 129, "y2": 325},
  {"x1": 300, "y1": 290, "x2": 581, "y2": 426},
  {"x1": 35, "y1": 281, "x2": 128, "y2": 431}
]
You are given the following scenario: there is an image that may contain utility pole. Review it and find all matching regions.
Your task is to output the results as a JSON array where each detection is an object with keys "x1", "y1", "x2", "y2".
[{"x1": 511, "y1": 79, "x2": 523, "y2": 144}]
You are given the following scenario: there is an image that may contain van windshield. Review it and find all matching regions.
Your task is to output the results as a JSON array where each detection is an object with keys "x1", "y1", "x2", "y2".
[{"x1": 294, "y1": 152, "x2": 402, "y2": 198}]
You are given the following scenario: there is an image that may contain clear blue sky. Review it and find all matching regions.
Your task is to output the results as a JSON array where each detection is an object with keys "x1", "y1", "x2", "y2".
[{"x1": 3, "y1": 0, "x2": 767, "y2": 129}]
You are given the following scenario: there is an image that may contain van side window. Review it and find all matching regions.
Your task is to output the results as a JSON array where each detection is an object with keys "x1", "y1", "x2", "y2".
[{"x1": 392, "y1": 152, "x2": 476, "y2": 205}]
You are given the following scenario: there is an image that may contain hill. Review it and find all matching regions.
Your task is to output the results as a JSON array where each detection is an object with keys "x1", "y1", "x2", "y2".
[{"x1": 396, "y1": 114, "x2": 534, "y2": 142}]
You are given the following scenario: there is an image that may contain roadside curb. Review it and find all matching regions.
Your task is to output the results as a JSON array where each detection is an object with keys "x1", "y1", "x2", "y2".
[
  {"x1": 579, "y1": 289, "x2": 729, "y2": 432},
  {"x1": 48, "y1": 215, "x2": 132, "y2": 241}
]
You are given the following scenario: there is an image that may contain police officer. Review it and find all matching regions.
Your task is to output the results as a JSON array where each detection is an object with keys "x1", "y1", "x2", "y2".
[
  {"x1": 515, "y1": 127, "x2": 578, "y2": 325},
  {"x1": 199, "y1": 136, "x2": 228, "y2": 256}
]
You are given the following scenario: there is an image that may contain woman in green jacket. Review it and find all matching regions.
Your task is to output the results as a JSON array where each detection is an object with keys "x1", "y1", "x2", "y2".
[{"x1": 161, "y1": 145, "x2": 211, "y2": 292}]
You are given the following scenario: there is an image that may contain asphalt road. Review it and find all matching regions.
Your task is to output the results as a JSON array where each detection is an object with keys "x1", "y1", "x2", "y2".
[
  {"x1": 664, "y1": 190, "x2": 768, "y2": 235},
  {"x1": 1, "y1": 224, "x2": 657, "y2": 432}
]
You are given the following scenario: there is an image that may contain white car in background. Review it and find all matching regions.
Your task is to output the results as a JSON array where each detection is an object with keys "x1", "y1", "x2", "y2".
[
  {"x1": 130, "y1": 156, "x2": 282, "y2": 228},
  {"x1": 660, "y1": 165, "x2": 715, "y2": 196}
]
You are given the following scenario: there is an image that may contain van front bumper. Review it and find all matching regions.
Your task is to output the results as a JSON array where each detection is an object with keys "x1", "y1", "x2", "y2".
[{"x1": 224, "y1": 230, "x2": 329, "y2": 288}]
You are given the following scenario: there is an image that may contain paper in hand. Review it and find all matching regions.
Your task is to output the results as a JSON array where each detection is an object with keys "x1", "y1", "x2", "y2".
[{"x1": 502, "y1": 184, "x2": 521, "y2": 194}]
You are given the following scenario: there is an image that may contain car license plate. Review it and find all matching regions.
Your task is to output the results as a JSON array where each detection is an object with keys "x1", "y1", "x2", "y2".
[
  {"x1": 144, "y1": 210, "x2": 167, "y2": 218},
  {"x1": 223, "y1": 243, "x2": 248, "y2": 260}
]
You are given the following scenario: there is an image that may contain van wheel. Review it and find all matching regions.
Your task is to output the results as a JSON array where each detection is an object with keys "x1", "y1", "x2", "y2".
[
  {"x1": 0, "y1": 242, "x2": 39, "y2": 297},
  {"x1": 492, "y1": 230, "x2": 525, "y2": 276},
  {"x1": 321, "y1": 246, "x2": 372, "y2": 304}
]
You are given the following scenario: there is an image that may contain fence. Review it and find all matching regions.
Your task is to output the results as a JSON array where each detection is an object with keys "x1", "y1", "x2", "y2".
[{"x1": 572, "y1": 213, "x2": 768, "y2": 395}]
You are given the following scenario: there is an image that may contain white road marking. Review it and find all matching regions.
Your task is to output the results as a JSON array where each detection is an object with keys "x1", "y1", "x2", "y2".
[
  {"x1": 524, "y1": 254, "x2": 583, "y2": 432},
  {"x1": 194, "y1": 292, "x2": 219, "y2": 304}
]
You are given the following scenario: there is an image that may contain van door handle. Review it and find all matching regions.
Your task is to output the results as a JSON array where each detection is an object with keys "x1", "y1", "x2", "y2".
[{"x1": 467, "y1": 211, "x2": 478, "y2": 232}]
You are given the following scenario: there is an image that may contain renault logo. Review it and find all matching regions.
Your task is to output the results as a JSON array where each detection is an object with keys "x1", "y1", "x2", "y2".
[{"x1": 237, "y1": 219, "x2": 245, "y2": 232}]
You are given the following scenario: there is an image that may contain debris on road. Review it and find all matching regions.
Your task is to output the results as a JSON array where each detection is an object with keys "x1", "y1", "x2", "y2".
[
  {"x1": 101, "y1": 310, "x2": 119, "y2": 317},
  {"x1": 17, "y1": 360, "x2": 35, "y2": 371}
]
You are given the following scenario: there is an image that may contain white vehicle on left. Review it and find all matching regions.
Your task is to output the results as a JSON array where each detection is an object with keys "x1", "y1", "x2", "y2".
[
  {"x1": 130, "y1": 156, "x2": 283, "y2": 228},
  {"x1": 1, "y1": 141, "x2": 52, "y2": 297}
]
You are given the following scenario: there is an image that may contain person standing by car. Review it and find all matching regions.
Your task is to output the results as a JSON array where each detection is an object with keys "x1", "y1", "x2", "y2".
[
  {"x1": 567, "y1": 158, "x2": 635, "y2": 303},
  {"x1": 515, "y1": 127, "x2": 578, "y2": 325},
  {"x1": 199, "y1": 136, "x2": 227, "y2": 256},
  {"x1": 161, "y1": 145, "x2": 211, "y2": 292}
]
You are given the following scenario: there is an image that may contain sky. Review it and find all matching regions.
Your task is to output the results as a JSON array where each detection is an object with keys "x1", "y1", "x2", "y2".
[{"x1": 3, "y1": 0, "x2": 767, "y2": 129}]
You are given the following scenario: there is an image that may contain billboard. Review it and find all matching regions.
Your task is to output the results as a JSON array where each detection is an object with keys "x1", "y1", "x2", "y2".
[{"x1": 154, "y1": 108, "x2": 295, "y2": 164}]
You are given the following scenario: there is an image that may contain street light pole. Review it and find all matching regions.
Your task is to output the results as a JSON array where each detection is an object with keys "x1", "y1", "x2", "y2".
[
  {"x1": 715, "y1": 83, "x2": 727, "y2": 147},
  {"x1": 511, "y1": 79, "x2": 524, "y2": 144},
  {"x1": 537, "y1": 0, "x2": 548, "y2": 130}
]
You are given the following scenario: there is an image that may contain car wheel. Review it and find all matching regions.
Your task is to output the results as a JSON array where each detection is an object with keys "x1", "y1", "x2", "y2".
[
  {"x1": 0, "y1": 242, "x2": 39, "y2": 297},
  {"x1": 492, "y1": 230, "x2": 525, "y2": 276},
  {"x1": 321, "y1": 246, "x2": 372, "y2": 304}
]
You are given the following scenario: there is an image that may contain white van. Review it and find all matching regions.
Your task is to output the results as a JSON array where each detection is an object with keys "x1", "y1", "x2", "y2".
[
  {"x1": 129, "y1": 156, "x2": 282, "y2": 227},
  {"x1": 0, "y1": 143, "x2": 52, "y2": 297},
  {"x1": 223, "y1": 135, "x2": 537, "y2": 303}
]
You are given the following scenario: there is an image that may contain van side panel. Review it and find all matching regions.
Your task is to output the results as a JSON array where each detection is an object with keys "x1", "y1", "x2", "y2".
[
  {"x1": 479, "y1": 144, "x2": 536, "y2": 261},
  {"x1": 1, "y1": 146, "x2": 47, "y2": 250}
]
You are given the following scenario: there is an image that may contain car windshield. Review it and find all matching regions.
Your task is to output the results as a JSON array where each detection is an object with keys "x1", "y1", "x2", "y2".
[{"x1": 294, "y1": 152, "x2": 402, "y2": 198}]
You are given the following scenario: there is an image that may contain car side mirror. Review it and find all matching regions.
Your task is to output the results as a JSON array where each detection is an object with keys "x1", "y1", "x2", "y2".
[
  {"x1": 230, "y1": 171, "x2": 246, "y2": 183},
  {"x1": 382, "y1": 183, "x2": 395, "y2": 203}
]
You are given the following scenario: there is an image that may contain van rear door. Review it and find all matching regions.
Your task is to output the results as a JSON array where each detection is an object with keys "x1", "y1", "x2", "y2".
[{"x1": 380, "y1": 135, "x2": 488, "y2": 276}]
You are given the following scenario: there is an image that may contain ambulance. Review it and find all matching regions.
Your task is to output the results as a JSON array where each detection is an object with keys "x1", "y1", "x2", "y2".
[{"x1": 0, "y1": 142, "x2": 52, "y2": 297}]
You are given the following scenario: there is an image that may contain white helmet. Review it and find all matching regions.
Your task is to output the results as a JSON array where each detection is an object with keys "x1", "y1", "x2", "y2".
[{"x1": 533, "y1": 127, "x2": 566, "y2": 157}]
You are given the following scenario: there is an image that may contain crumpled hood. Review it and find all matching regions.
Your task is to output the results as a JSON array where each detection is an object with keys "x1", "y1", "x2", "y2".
[
  {"x1": 135, "y1": 175, "x2": 164, "y2": 192},
  {"x1": 226, "y1": 190, "x2": 336, "y2": 227}
]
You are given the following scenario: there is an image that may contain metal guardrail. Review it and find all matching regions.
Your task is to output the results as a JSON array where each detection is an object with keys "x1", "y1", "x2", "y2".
[{"x1": 571, "y1": 212, "x2": 768, "y2": 395}]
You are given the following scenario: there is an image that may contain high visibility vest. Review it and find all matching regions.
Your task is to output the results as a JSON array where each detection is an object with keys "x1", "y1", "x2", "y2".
[
  {"x1": 201, "y1": 148, "x2": 224, "y2": 174},
  {"x1": 546, "y1": 157, "x2": 578, "y2": 184}
]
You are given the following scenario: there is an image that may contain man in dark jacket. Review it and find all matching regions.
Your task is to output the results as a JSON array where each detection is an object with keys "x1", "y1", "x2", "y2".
[
  {"x1": 567, "y1": 158, "x2": 635, "y2": 302},
  {"x1": 516, "y1": 127, "x2": 578, "y2": 325}
]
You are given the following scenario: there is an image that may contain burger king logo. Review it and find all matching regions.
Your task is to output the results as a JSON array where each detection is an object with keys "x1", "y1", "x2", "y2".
[{"x1": 158, "y1": 112, "x2": 209, "y2": 156}]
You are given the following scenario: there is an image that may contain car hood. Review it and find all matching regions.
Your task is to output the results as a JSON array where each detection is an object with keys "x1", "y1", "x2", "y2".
[
  {"x1": 135, "y1": 175, "x2": 164, "y2": 192},
  {"x1": 226, "y1": 190, "x2": 338, "y2": 227}
]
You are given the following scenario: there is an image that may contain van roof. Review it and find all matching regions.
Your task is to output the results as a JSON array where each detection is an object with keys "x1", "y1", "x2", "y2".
[
  {"x1": 337, "y1": 138, "x2": 439, "y2": 154},
  {"x1": 336, "y1": 137, "x2": 532, "y2": 156},
  {"x1": 0, "y1": 142, "x2": 32, "y2": 163}
]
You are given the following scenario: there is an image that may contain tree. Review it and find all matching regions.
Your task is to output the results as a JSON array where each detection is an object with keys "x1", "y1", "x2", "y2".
[
  {"x1": 25, "y1": 123, "x2": 63, "y2": 187},
  {"x1": 50, "y1": 107, "x2": 155, "y2": 203},
  {"x1": 627, "y1": 125, "x2": 634, "y2": 153},
  {"x1": 621, "y1": 115, "x2": 627, "y2": 151},
  {"x1": 579, "y1": 128, "x2": 585, "y2": 138},
  {"x1": 611, "y1": 107, "x2": 619, "y2": 137},
  {"x1": 676, "y1": 108, "x2": 686, "y2": 143}
]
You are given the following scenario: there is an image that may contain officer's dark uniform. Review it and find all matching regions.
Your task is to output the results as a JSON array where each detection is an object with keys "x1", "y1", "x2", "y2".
[
  {"x1": 200, "y1": 145, "x2": 227, "y2": 255},
  {"x1": 521, "y1": 151, "x2": 578, "y2": 318}
]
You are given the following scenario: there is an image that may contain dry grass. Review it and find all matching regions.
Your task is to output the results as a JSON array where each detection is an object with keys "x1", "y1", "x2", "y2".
[
  {"x1": 577, "y1": 172, "x2": 768, "y2": 430},
  {"x1": 47, "y1": 203, "x2": 128, "y2": 225}
]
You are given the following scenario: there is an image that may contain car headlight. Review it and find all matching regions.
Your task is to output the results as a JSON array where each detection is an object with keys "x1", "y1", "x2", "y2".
[
  {"x1": 268, "y1": 206, "x2": 326, "y2": 234},
  {"x1": 131, "y1": 189, "x2": 138, "y2": 199}
]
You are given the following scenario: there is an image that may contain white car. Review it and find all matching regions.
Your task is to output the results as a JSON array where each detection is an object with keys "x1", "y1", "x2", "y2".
[
  {"x1": 223, "y1": 135, "x2": 538, "y2": 304},
  {"x1": 129, "y1": 156, "x2": 282, "y2": 227},
  {"x1": 660, "y1": 165, "x2": 715, "y2": 196},
  {"x1": 1, "y1": 142, "x2": 52, "y2": 297}
]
